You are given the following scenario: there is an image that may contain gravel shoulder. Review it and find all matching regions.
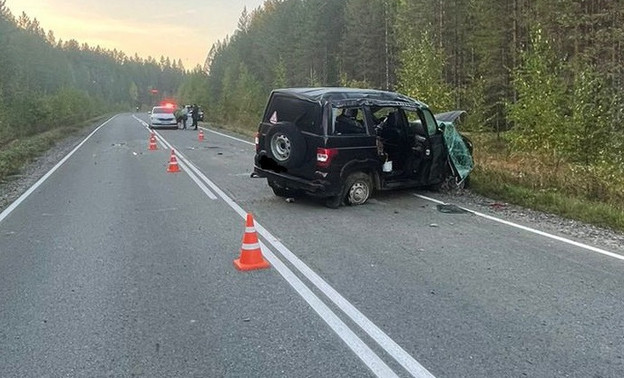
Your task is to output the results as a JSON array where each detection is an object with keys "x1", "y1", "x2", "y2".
[
  {"x1": 432, "y1": 190, "x2": 624, "y2": 255},
  {"x1": 2, "y1": 120, "x2": 623, "y2": 255},
  {"x1": 0, "y1": 120, "x2": 103, "y2": 215}
]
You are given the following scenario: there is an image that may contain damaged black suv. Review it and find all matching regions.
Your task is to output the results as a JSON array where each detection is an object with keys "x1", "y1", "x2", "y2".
[{"x1": 253, "y1": 87, "x2": 473, "y2": 208}]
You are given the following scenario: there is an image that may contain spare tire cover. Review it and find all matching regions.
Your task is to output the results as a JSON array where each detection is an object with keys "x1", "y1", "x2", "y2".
[{"x1": 265, "y1": 122, "x2": 307, "y2": 168}]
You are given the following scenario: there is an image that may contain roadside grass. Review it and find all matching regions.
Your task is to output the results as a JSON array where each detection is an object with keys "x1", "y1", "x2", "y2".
[
  {"x1": 0, "y1": 116, "x2": 107, "y2": 183},
  {"x1": 204, "y1": 121, "x2": 255, "y2": 138},
  {"x1": 469, "y1": 133, "x2": 624, "y2": 232}
]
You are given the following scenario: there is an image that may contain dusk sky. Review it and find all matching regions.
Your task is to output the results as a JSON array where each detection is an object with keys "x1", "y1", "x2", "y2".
[{"x1": 6, "y1": 0, "x2": 267, "y2": 69}]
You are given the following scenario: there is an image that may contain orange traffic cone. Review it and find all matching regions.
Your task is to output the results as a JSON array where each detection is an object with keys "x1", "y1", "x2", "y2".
[
  {"x1": 167, "y1": 149, "x2": 180, "y2": 173},
  {"x1": 148, "y1": 132, "x2": 158, "y2": 150},
  {"x1": 234, "y1": 213, "x2": 270, "y2": 271},
  {"x1": 198, "y1": 129, "x2": 204, "y2": 142}
]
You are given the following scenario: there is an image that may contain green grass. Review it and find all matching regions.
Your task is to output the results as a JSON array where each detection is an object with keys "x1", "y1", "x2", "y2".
[
  {"x1": 470, "y1": 162, "x2": 624, "y2": 233},
  {"x1": 0, "y1": 116, "x2": 108, "y2": 183},
  {"x1": 205, "y1": 121, "x2": 256, "y2": 138}
]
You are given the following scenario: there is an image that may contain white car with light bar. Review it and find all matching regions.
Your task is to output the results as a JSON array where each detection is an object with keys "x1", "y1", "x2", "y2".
[{"x1": 149, "y1": 105, "x2": 178, "y2": 129}]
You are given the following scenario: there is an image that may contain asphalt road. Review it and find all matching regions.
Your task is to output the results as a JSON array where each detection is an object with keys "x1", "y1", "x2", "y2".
[{"x1": 1, "y1": 113, "x2": 623, "y2": 377}]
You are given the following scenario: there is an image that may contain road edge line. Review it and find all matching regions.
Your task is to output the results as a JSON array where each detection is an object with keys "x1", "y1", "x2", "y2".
[
  {"x1": 0, "y1": 115, "x2": 117, "y2": 224},
  {"x1": 414, "y1": 194, "x2": 624, "y2": 261}
]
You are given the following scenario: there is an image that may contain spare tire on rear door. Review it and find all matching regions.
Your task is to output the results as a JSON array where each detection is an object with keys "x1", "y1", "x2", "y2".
[{"x1": 265, "y1": 122, "x2": 307, "y2": 169}]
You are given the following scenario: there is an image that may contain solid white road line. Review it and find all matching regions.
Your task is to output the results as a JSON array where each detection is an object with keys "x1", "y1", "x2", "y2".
[
  {"x1": 0, "y1": 116, "x2": 117, "y2": 225},
  {"x1": 414, "y1": 194, "x2": 624, "y2": 262},
  {"x1": 149, "y1": 123, "x2": 433, "y2": 377},
  {"x1": 257, "y1": 239, "x2": 400, "y2": 378},
  {"x1": 177, "y1": 158, "x2": 218, "y2": 200},
  {"x1": 255, "y1": 223, "x2": 435, "y2": 377},
  {"x1": 174, "y1": 149, "x2": 435, "y2": 377},
  {"x1": 132, "y1": 116, "x2": 218, "y2": 200},
  {"x1": 201, "y1": 126, "x2": 255, "y2": 146},
  {"x1": 191, "y1": 170, "x2": 430, "y2": 377},
  {"x1": 132, "y1": 115, "x2": 169, "y2": 150},
  {"x1": 151, "y1": 131, "x2": 217, "y2": 201}
]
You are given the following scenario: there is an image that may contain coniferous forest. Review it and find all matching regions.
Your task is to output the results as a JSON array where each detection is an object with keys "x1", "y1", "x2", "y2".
[
  {"x1": 1, "y1": 0, "x2": 623, "y2": 228},
  {"x1": 197, "y1": 0, "x2": 624, "y2": 225},
  {"x1": 203, "y1": 1, "x2": 623, "y2": 163},
  {"x1": 0, "y1": 0, "x2": 185, "y2": 146}
]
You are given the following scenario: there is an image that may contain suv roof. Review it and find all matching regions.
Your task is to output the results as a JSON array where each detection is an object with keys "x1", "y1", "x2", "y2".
[{"x1": 270, "y1": 87, "x2": 427, "y2": 108}]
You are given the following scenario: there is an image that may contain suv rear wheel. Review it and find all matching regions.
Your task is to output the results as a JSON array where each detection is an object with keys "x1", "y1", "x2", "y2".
[
  {"x1": 344, "y1": 172, "x2": 372, "y2": 206},
  {"x1": 265, "y1": 122, "x2": 306, "y2": 168}
]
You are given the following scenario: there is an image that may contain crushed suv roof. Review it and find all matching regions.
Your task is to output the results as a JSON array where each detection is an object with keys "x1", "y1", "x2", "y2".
[{"x1": 271, "y1": 87, "x2": 426, "y2": 107}]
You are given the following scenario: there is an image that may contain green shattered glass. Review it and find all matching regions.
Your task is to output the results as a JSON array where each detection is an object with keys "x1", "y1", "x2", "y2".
[{"x1": 439, "y1": 121, "x2": 473, "y2": 181}]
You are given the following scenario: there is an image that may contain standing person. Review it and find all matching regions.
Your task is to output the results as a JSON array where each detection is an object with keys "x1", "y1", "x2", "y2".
[
  {"x1": 180, "y1": 105, "x2": 188, "y2": 129},
  {"x1": 192, "y1": 104, "x2": 199, "y2": 130}
]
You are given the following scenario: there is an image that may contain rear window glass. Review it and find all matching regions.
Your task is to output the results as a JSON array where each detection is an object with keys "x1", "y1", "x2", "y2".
[
  {"x1": 263, "y1": 94, "x2": 321, "y2": 134},
  {"x1": 153, "y1": 107, "x2": 174, "y2": 114}
]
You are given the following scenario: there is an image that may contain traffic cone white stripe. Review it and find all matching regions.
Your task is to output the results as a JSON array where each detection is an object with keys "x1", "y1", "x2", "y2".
[
  {"x1": 241, "y1": 242, "x2": 261, "y2": 250},
  {"x1": 234, "y1": 212, "x2": 270, "y2": 271}
]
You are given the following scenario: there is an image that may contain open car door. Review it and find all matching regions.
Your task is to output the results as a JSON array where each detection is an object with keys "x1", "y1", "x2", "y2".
[{"x1": 402, "y1": 108, "x2": 449, "y2": 185}]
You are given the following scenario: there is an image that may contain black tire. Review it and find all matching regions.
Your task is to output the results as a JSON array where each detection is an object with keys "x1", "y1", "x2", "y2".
[
  {"x1": 431, "y1": 171, "x2": 467, "y2": 192},
  {"x1": 344, "y1": 172, "x2": 373, "y2": 206},
  {"x1": 265, "y1": 122, "x2": 307, "y2": 169}
]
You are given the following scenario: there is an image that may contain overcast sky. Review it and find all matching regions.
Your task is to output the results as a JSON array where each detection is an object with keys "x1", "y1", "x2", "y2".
[{"x1": 6, "y1": 0, "x2": 267, "y2": 69}]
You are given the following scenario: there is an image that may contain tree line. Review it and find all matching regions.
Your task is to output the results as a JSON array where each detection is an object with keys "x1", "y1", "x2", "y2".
[
  {"x1": 2, "y1": 0, "x2": 622, "y2": 192},
  {"x1": 0, "y1": 0, "x2": 186, "y2": 146},
  {"x1": 199, "y1": 0, "x2": 623, "y2": 178}
]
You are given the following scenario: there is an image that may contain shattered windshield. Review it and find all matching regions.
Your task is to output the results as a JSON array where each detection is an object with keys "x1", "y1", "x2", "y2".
[{"x1": 438, "y1": 117, "x2": 473, "y2": 181}]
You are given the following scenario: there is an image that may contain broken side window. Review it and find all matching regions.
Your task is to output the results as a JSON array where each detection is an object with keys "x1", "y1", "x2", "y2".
[
  {"x1": 331, "y1": 106, "x2": 366, "y2": 135},
  {"x1": 421, "y1": 108, "x2": 439, "y2": 136},
  {"x1": 405, "y1": 109, "x2": 427, "y2": 138}
]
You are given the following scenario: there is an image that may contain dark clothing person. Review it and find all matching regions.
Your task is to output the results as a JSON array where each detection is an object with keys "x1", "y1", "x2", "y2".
[
  {"x1": 192, "y1": 104, "x2": 199, "y2": 130},
  {"x1": 180, "y1": 106, "x2": 189, "y2": 129}
]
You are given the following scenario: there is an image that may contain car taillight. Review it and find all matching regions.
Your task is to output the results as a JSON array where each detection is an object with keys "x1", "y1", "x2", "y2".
[
  {"x1": 254, "y1": 132, "x2": 260, "y2": 152},
  {"x1": 316, "y1": 147, "x2": 338, "y2": 168}
]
